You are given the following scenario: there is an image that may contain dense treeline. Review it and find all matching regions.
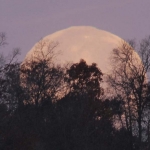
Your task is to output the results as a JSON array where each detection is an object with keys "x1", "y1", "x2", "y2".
[{"x1": 0, "y1": 35, "x2": 150, "y2": 150}]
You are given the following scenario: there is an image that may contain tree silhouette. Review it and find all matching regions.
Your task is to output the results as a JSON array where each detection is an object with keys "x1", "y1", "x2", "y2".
[
  {"x1": 107, "y1": 39, "x2": 150, "y2": 150},
  {"x1": 20, "y1": 39, "x2": 63, "y2": 106},
  {"x1": 55, "y1": 59, "x2": 124, "y2": 150},
  {"x1": 65, "y1": 59, "x2": 103, "y2": 99}
]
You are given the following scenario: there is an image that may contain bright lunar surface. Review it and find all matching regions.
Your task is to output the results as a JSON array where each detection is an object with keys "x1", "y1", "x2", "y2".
[
  {"x1": 25, "y1": 26, "x2": 141, "y2": 86},
  {"x1": 25, "y1": 26, "x2": 123, "y2": 73}
]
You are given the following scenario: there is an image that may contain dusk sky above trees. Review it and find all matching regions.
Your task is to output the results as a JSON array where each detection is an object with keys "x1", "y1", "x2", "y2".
[
  {"x1": 1, "y1": 0, "x2": 150, "y2": 60},
  {"x1": 1, "y1": 1, "x2": 150, "y2": 149}
]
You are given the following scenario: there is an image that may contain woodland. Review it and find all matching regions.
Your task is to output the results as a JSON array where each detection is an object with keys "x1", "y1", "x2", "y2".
[{"x1": 0, "y1": 33, "x2": 150, "y2": 150}]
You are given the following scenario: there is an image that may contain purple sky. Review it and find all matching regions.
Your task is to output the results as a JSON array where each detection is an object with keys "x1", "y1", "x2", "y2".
[{"x1": 1, "y1": 0, "x2": 150, "y2": 61}]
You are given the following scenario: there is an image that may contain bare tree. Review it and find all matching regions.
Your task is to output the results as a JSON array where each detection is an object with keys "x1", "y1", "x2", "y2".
[
  {"x1": 107, "y1": 38, "x2": 150, "y2": 150},
  {"x1": 0, "y1": 32, "x2": 21, "y2": 111},
  {"x1": 0, "y1": 32, "x2": 7, "y2": 48},
  {"x1": 20, "y1": 39, "x2": 64, "y2": 106},
  {"x1": 0, "y1": 32, "x2": 20, "y2": 68},
  {"x1": 0, "y1": 63, "x2": 23, "y2": 110}
]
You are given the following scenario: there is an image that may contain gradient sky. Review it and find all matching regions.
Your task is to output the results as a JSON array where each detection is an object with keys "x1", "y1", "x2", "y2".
[{"x1": 1, "y1": 0, "x2": 150, "y2": 61}]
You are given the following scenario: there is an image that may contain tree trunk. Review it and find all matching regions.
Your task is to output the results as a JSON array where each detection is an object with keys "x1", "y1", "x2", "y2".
[{"x1": 138, "y1": 109, "x2": 142, "y2": 150}]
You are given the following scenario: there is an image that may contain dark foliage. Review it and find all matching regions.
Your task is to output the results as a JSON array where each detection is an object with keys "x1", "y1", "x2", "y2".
[{"x1": 0, "y1": 58, "x2": 149, "y2": 150}]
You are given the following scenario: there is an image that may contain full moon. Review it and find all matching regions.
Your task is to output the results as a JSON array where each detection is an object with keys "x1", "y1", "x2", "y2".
[
  {"x1": 25, "y1": 26, "x2": 123, "y2": 74},
  {"x1": 24, "y1": 26, "x2": 141, "y2": 86}
]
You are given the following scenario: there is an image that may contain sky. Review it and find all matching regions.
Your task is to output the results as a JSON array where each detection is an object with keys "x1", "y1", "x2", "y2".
[{"x1": 0, "y1": 0, "x2": 150, "y2": 61}]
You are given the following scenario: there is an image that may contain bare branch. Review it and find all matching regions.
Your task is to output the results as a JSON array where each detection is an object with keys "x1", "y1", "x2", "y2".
[
  {"x1": 107, "y1": 39, "x2": 150, "y2": 146},
  {"x1": 0, "y1": 32, "x2": 7, "y2": 48}
]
